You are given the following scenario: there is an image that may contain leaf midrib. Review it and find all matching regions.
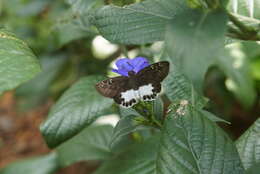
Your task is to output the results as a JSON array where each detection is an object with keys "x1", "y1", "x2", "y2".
[{"x1": 175, "y1": 114, "x2": 202, "y2": 174}]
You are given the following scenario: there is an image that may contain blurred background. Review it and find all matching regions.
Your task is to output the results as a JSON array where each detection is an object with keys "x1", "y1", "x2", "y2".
[{"x1": 0, "y1": 0, "x2": 260, "y2": 173}]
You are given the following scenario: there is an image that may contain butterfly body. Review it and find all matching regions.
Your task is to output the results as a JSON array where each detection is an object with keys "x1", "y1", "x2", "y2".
[{"x1": 95, "y1": 61, "x2": 169, "y2": 108}]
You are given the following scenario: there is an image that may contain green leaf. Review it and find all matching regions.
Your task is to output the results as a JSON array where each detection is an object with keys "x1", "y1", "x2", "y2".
[
  {"x1": 109, "y1": 115, "x2": 145, "y2": 149},
  {"x1": 57, "y1": 125, "x2": 113, "y2": 167},
  {"x1": 119, "y1": 104, "x2": 142, "y2": 118},
  {"x1": 217, "y1": 43, "x2": 256, "y2": 108},
  {"x1": 0, "y1": 29, "x2": 41, "y2": 95},
  {"x1": 157, "y1": 104, "x2": 244, "y2": 173},
  {"x1": 40, "y1": 75, "x2": 114, "y2": 148},
  {"x1": 200, "y1": 110, "x2": 230, "y2": 124},
  {"x1": 93, "y1": 0, "x2": 187, "y2": 44},
  {"x1": 236, "y1": 117, "x2": 260, "y2": 170},
  {"x1": 165, "y1": 9, "x2": 228, "y2": 92},
  {"x1": 0, "y1": 153, "x2": 58, "y2": 174},
  {"x1": 94, "y1": 136, "x2": 160, "y2": 174},
  {"x1": 162, "y1": 55, "x2": 208, "y2": 108},
  {"x1": 94, "y1": 104, "x2": 243, "y2": 174}
]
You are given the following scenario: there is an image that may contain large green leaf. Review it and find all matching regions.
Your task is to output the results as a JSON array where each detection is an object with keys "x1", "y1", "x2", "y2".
[
  {"x1": 119, "y1": 107, "x2": 141, "y2": 118},
  {"x1": 94, "y1": 105, "x2": 243, "y2": 174},
  {"x1": 200, "y1": 110, "x2": 230, "y2": 124},
  {"x1": 0, "y1": 153, "x2": 58, "y2": 174},
  {"x1": 165, "y1": 9, "x2": 227, "y2": 92},
  {"x1": 236, "y1": 117, "x2": 260, "y2": 170},
  {"x1": 156, "y1": 104, "x2": 244, "y2": 173},
  {"x1": 217, "y1": 43, "x2": 256, "y2": 108},
  {"x1": 40, "y1": 75, "x2": 114, "y2": 148},
  {"x1": 162, "y1": 57, "x2": 208, "y2": 108},
  {"x1": 94, "y1": 136, "x2": 160, "y2": 174},
  {"x1": 93, "y1": 0, "x2": 187, "y2": 44},
  {"x1": 109, "y1": 115, "x2": 146, "y2": 149},
  {"x1": 0, "y1": 29, "x2": 41, "y2": 95},
  {"x1": 57, "y1": 125, "x2": 113, "y2": 167}
]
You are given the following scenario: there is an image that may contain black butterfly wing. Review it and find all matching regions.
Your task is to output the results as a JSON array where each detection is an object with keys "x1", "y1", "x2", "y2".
[
  {"x1": 95, "y1": 76, "x2": 129, "y2": 98},
  {"x1": 137, "y1": 61, "x2": 169, "y2": 82},
  {"x1": 136, "y1": 61, "x2": 169, "y2": 100},
  {"x1": 96, "y1": 76, "x2": 139, "y2": 107}
]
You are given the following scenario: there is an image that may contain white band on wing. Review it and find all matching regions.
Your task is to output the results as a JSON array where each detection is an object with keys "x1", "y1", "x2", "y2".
[{"x1": 120, "y1": 84, "x2": 156, "y2": 107}]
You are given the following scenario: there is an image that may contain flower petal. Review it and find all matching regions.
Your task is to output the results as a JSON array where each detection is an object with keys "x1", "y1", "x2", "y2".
[
  {"x1": 130, "y1": 57, "x2": 150, "y2": 73},
  {"x1": 130, "y1": 57, "x2": 148, "y2": 67},
  {"x1": 134, "y1": 61, "x2": 149, "y2": 73},
  {"x1": 112, "y1": 57, "x2": 150, "y2": 76},
  {"x1": 115, "y1": 58, "x2": 133, "y2": 72},
  {"x1": 112, "y1": 68, "x2": 129, "y2": 76}
]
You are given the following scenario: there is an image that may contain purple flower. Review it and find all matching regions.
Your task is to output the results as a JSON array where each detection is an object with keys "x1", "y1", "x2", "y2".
[{"x1": 112, "y1": 57, "x2": 150, "y2": 76}]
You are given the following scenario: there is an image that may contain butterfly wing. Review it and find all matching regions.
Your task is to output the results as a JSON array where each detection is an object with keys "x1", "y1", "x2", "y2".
[
  {"x1": 95, "y1": 76, "x2": 129, "y2": 98},
  {"x1": 136, "y1": 61, "x2": 169, "y2": 101},
  {"x1": 96, "y1": 76, "x2": 140, "y2": 107},
  {"x1": 137, "y1": 61, "x2": 169, "y2": 82}
]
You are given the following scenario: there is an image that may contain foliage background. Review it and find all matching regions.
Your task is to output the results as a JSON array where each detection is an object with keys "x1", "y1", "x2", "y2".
[{"x1": 0, "y1": 0, "x2": 260, "y2": 174}]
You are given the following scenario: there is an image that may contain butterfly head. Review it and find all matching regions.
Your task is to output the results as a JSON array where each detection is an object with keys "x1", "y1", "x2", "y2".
[{"x1": 127, "y1": 71, "x2": 136, "y2": 77}]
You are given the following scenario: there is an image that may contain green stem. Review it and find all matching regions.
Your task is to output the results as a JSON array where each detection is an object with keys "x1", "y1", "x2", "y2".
[
  {"x1": 228, "y1": 13, "x2": 257, "y2": 35},
  {"x1": 226, "y1": 13, "x2": 260, "y2": 41},
  {"x1": 151, "y1": 115, "x2": 163, "y2": 129},
  {"x1": 133, "y1": 101, "x2": 163, "y2": 129},
  {"x1": 227, "y1": 26, "x2": 243, "y2": 35},
  {"x1": 151, "y1": 101, "x2": 163, "y2": 129}
]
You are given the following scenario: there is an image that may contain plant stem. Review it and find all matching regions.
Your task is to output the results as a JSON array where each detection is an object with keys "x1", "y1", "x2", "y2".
[
  {"x1": 228, "y1": 13, "x2": 258, "y2": 39},
  {"x1": 133, "y1": 101, "x2": 163, "y2": 129},
  {"x1": 150, "y1": 101, "x2": 163, "y2": 129},
  {"x1": 151, "y1": 115, "x2": 163, "y2": 129}
]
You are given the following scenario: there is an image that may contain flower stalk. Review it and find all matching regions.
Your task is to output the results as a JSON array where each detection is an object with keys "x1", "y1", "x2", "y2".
[
  {"x1": 133, "y1": 101, "x2": 163, "y2": 129},
  {"x1": 227, "y1": 13, "x2": 260, "y2": 41}
]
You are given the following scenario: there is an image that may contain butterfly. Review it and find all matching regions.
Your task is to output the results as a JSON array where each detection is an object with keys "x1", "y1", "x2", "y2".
[{"x1": 95, "y1": 61, "x2": 169, "y2": 108}]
